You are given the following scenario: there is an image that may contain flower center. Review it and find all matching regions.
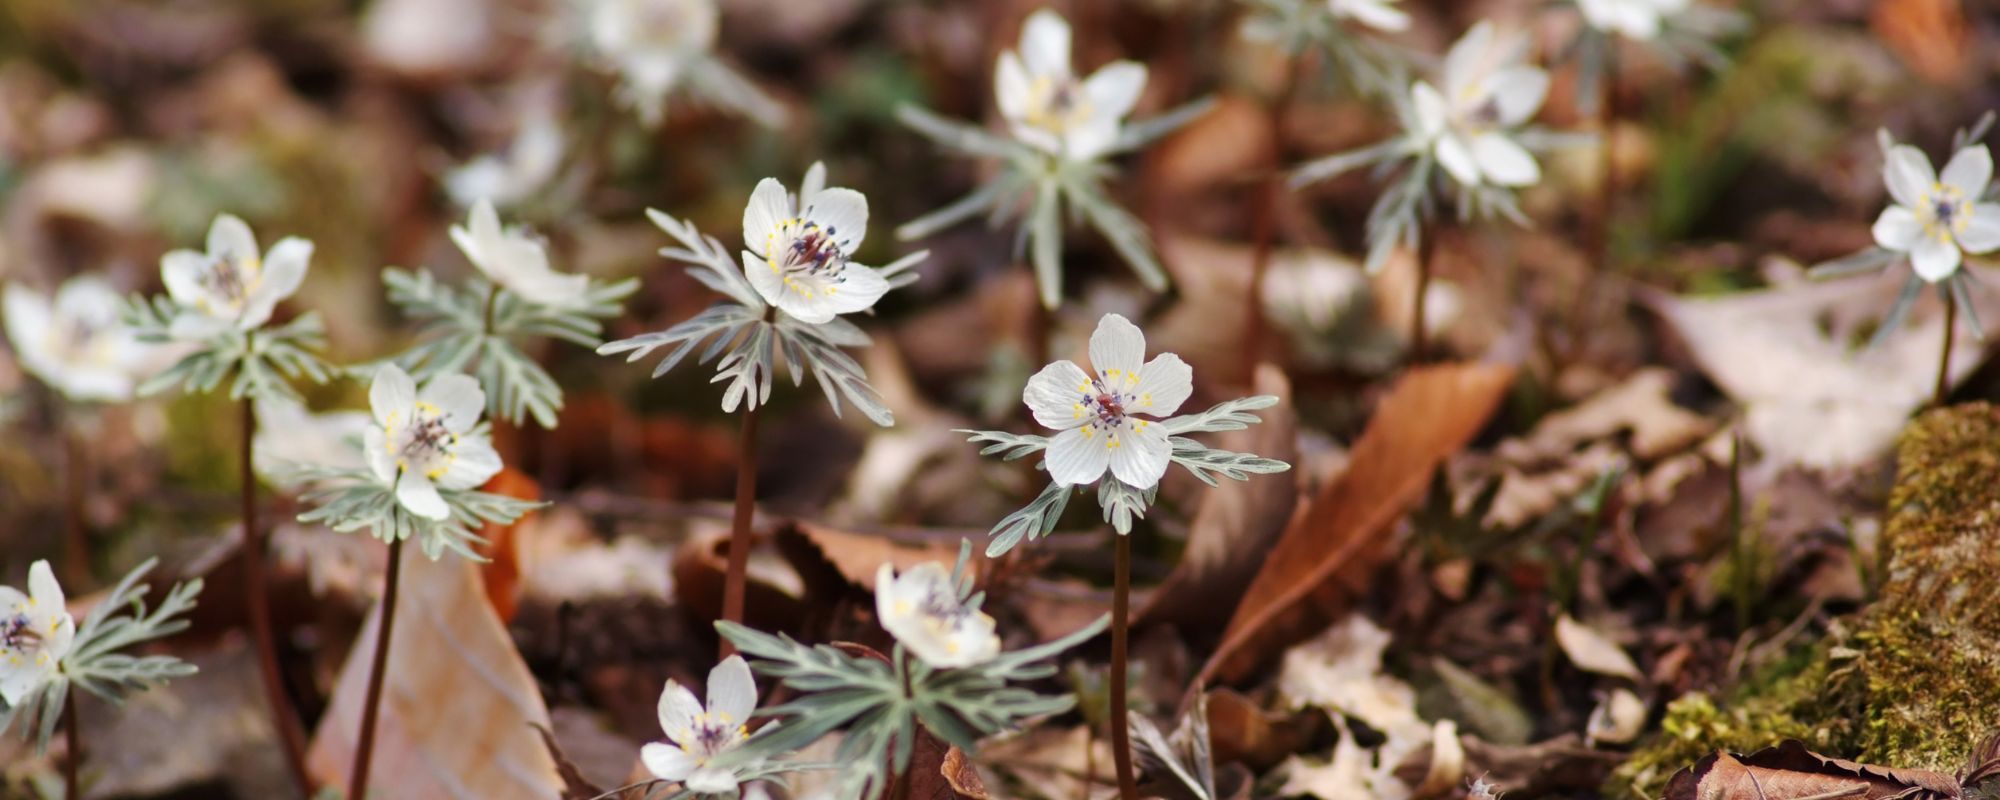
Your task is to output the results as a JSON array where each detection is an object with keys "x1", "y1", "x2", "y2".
[
  {"x1": 199, "y1": 254, "x2": 260, "y2": 314},
  {"x1": 391, "y1": 402, "x2": 458, "y2": 480},
  {"x1": 1924, "y1": 184, "x2": 1969, "y2": 241},
  {"x1": 764, "y1": 218, "x2": 853, "y2": 298},
  {"x1": 1025, "y1": 75, "x2": 1092, "y2": 136},
  {"x1": 1, "y1": 613, "x2": 42, "y2": 652},
  {"x1": 680, "y1": 711, "x2": 747, "y2": 761}
]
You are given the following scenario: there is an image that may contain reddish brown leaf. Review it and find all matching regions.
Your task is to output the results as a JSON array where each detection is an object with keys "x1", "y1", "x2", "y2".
[
  {"x1": 775, "y1": 520, "x2": 969, "y2": 600},
  {"x1": 1664, "y1": 740, "x2": 1962, "y2": 800},
  {"x1": 475, "y1": 466, "x2": 541, "y2": 624},
  {"x1": 671, "y1": 529, "x2": 812, "y2": 642},
  {"x1": 941, "y1": 746, "x2": 992, "y2": 799},
  {"x1": 1199, "y1": 362, "x2": 1516, "y2": 684},
  {"x1": 1870, "y1": 0, "x2": 1970, "y2": 85},
  {"x1": 1204, "y1": 687, "x2": 1325, "y2": 773}
]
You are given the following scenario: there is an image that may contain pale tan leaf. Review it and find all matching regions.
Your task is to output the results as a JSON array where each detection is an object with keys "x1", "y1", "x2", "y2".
[{"x1": 1554, "y1": 615, "x2": 1642, "y2": 682}]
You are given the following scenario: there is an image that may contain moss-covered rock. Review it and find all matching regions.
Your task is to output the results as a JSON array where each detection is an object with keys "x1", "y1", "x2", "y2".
[{"x1": 1614, "y1": 404, "x2": 2000, "y2": 797}]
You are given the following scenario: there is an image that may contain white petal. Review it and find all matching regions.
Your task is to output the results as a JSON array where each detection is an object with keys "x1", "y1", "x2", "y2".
[
  {"x1": 1612, "y1": 3, "x2": 1661, "y2": 38},
  {"x1": 1081, "y1": 61, "x2": 1147, "y2": 121},
  {"x1": 54, "y1": 277, "x2": 122, "y2": 327},
  {"x1": 3, "y1": 285, "x2": 51, "y2": 368},
  {"x1": 657, "y1": 680, "x2": 704, "y2": 744},
  {"x1": 1911, "y1": 234, "x2": 1962, "y2": 282},
  {"x1": 27, "y1": 561, "x2": 63, "y2": 611},
  {"x1": 364, "y1": 426, "x2": 397, "y2": 484},
  {"x1": 1064, "y1": 117, "x2": 1121, "y2": 162},
  {"x1": 395, "y1": 470, "x2": 450, "y2": 520},
  {"x1": 42, "y1": 614, "x2": 73, "y2": 661},
  {"x1": 1131, "y1": 353, "x2": 1194, "y2": 417},
  {"x1": 741, "y1": 251, "x2": 788, "y2": 311},
  {"x1": 1009, "y1": 122, "x2": 1066, "y2": 156},
  {"x1": 1410, "y1": 82, "x2": 1448, "y2": 138},
  {"x1": 437, "y1": 437, "x2": 502, "y2": 491},
  {"x1": 803, "y1": 186, "x2": 868, "y2": 253},
  {"x1": 0, "y1": 662, "x2": 48, "y2": 706},
  {"x1": 768, "y1": 276, "x2": 839, "y2": 325},
  {"x1": 1941, "y1": 145, "x2": 1993, "y2": 199},
  {"x1": 706, "y1": 655, "x2": 757, "y2": 725},
  {"x1": 1107, "y1": 418, "x2": 1171, "y2": 489},
  {"x1": 816, "y1": 263, "x2": 889, "y2": 318},
  {"x1": 1487, "y1": 66, "x2": 1549, "y2": 127},
  {"x1": 640, "y1": 743, "x2": 696, "y2": 781},
  {"x1": 996, "y1": 52, "x2": 1033, "y2": 121},
  {"x1": 1443, "y1": 22, "x2": 1495, "y2": 99},
  {"x1": 1872, "y1": 206, "x2": 1923, "y2": 251},
  {"x1": 1471, "y1": 132, "x2": 1541, "y2": 187},
  {"x1": 160, "y1": 250, "x2": 213, "y2": 311},
  {"x1": 685, "y1": 766, "x2": 740, "y2": 794},
  {"x1": 240, "y1": 237, "x2": 311, "y2": 329},
  {"x1": 1088, "y1": 313, "x2": 1147, "y2": 378},
  {"x1": 207, "y1": 214, "x2": 259, "y2": 265},
  {"x1": 370, "y1": 365, "x2": 416, "y2": 425},
  {"x1": 1434, "y1": 133, "x2": 1483, "y2": 187},
  {"x1": 1019, "y1": 9, "x2": 1072, "y2": 78},
  {"x1": 1045, "y1": 426, "x2": 1111, "y2": 486},
  {"x1": 1884, "y1": 145, "x2": 1936, "y2": 209},
  {"x1": 420, "y1": 373, "x2": 486, "y2": 433},
  {"x1": 1024, "y1": 359, "x2": 1094, "y2": 430},
  {"x1": 742, "y1": 178, "x2": 793, "y2": 254},
  {"x1": 1339, "y1": 0, "x2": 1410, "y2": 31},
  {"x1": 1958, "y1": 203, "x2": 2000, "y2": 253},
  {"x1": 800, "y1": 161, "x2": 827, "y2": 208}
]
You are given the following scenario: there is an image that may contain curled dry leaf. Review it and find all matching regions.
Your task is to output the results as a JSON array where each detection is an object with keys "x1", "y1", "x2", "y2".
[
  {"x1": 1139, "y1": 363, "x2": 1300, "y2": 635},
  {"x1": 775, "y1": 520, "x2": 968, "y2": 597},
  {"x1": 532, "y1": 722, "x2": 606, "y2": 800},
  {"x1": 1462, "y1": 734, "x2": 1624, "y2": 797},
  {"x1": 307, "y1": 552, "x2": 565, "y2": 798},
  {"x1": 476, "y1": 466, "x2": 542, "y2": 623},
  {"x1": 1585, "y1": 688, "x2": 1648, "y2": 747},
  {"x1": 1663, "y1": 740, "x2": 1962, "y2": 800},
  {"x1": 1205, "y1": 687, "x2": 1326, "y2": 773},
  {"x1": 1201, "y1": 362, "x2": 1516, "y2": 684},
  {"x1": 1484, "y1": 368, "x2": 1708, "y2": 529},
  {"x1": 941, "y1": 746, "x2": 992, "y2": 799},
  {"x1": 1554, "y1": 615, "x2": 1643, "y2": 682},
  {"x1": 672, "y1": 527, "x2": 813, "y2": 641}
]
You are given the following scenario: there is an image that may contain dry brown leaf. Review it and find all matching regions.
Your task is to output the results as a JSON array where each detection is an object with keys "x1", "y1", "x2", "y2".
[
  {"x1": 1200, "y1": 362, "x2": 1516, "y2": 684},
  {"x1": 306, "y1": 552, "x2": 564, "y2": 798},
  {"x1": 1643, "y1": 271, "x2": 1991, "y2": 470},
  {"x1": 775, "y1": 520, "x2": 968, "y2": 605},
  {"x1": 1870, "y1": 0, "x2": 1970, "y2": 85},
  {"x1": 1664, "y1": 740, "x2": 1962, "y2": 800},
  {"x1": 475, "y1": 466, "x2": 541, "y2": 623},
  {"x1": 1206, "y1": 688, "x2": 1325, "y2": 773},
  {"x1": 1139, "y1": 364, "x2": 1300, "y2": 635},
  {"x1": 672, "y1": 528, "x2": 812, "y2": 641},
  {"x1": 1482, "y1": 368, "x2": 1708, "y2": 528},
  {"x1": 1461, "y1": 734, "x2": 1624, "y2": 797},
  {"x1": 531, "y1": 723, "x2": 605, "y2": 800},
  {"x1": 941, "y1": 747, "x2": 992, "y2": 799}
]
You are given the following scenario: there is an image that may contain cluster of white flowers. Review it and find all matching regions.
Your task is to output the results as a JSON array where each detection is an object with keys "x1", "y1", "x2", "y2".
[
  {"x1": 996, "y1": 10, "x2": 1149, "y2": 163},
  {"x1": 3, "y1": 277, "x2": 152, "y2": 403},
  {"x1": 574, "y1": 0, "x2": 781, "y2": 127},
  {"x1": 1412, "y1": 23, "x2": 1550, "y2": 190},
  {"x1": 1872, "y1": 142, "x2": 2000, "y2": 283}
]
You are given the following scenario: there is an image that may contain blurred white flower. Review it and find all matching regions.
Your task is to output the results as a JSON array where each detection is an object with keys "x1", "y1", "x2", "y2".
[
  {"x1": 1577, "y1": 0, "x2": 1688, "y2": 40},
  {"x1": 254, "y1": 394, "x2": 371, "y2": 485},
  {"x1": 874, "y1": 562, "x2": 1000, "y2": 669},
  {"x1": 3, "y1": 275, "x2": 150, "y2": 402},
  {"x1": 584, "y1": 0, "x2": 719, "y2": 125},
  {"x1": 159, "y1": 214, "x2": 312, "y2": 340},
  {"x1": 1329, "y1": 0, "x2": 1409, "y2": 32},
  {"x1": 1, "y1": 561, "x2": 74, "y2": 705},
  {"x1": 1023, "y1": 313, "x2": 1192, "y2": 489},
  {"x1": 445, "y1": 113, "x2": 564, "y2": 210},
  {"x1": 1262, "y1": 251, "x2": 1368, "y2": 333},
  {"x1": 739, "y1": 165, "x2": 891, "y2": 324},
  {"x1": 642, "y1": 654, "x2": 760, "y2": 794},
  {"x1": 1410, "y1": 22, "x2": 1549, "y2": 188},
  {"x1": 1872, "y1": 143, "x2": 2000, "y2": 283},
  {"x1": 449, "y1": 200, "x2": 591, "y2": 310},
  {"x1": 995, "y1": 9, "x2": 1148, "y2": 162},
  {"x1": 363, "y1": 365, "x2": 503, "y2": 520}
]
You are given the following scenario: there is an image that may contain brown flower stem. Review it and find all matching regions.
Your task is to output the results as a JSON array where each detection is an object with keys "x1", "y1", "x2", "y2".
[
  {"x1": 63, "y1": 684, "x2": 79, "y2": 800},
  {"x1": 62, "y1": 424, "x2": 88, "y2": 587},
  {"x1": 1936, "y1": 293, "x2": 1957, "y2": 407},
  {"x1": 893, "y1": 650, "x2": 915, "y2": 800},
  {"x1": 1242, "y1": 51, "x2": 1309, "y2": 374},
  {"x1": 1109, "y1": 533, "x2": 1138, "y2": 800},
  {"x1": 719, "y1": 401, "x2": 761, "y2": 660},
  {"x1": 1573, "y1": 44, "x2": 1621, "y2": 357},
  {"x1": 1411, "y1": 231, "x2": 1435, "y2": 363},
  {"x1": 483, "y1": 283, "x2": 502, "y2": 335},
  {"x1": 241, "y1": 397, "x2": 314, "y2": 797},
  {"x1": 349, "y1": 537, "x2": 406, "y2": 800},
  {"x1": 1028, "y1": 292, "x2": 1052, "y2": 371}
]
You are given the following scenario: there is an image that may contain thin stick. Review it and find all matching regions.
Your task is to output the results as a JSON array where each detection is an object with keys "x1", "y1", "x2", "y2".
[
  {"x1": 1411, "y1": 231, "x2": 1435, "y2": 363},
  {"x1": 1242, "y1": 51, "x2": 1309, "y2": 373},
  {"x1": 1936, "y1": 293, "x2": 1957, "y2": 407},
  {"x1": 1108, "y1": 534, "x2": 1138, "y2": 800},
  {"x1": 349, "y1": 537, "x2": 406, "y2": 800},
  {"x1": 63, "y1": 684, "x2": 79, "y2": 800},
  {"x1": 62, "y1": 424, "x2": 88, "y2": 587},
  {"x1": 241, "y1": 397, "x2": 314, "y2": 796},
  {"x1": 1571, "y1": 44, "x2": 1620, "y2": 359},
  {"x1": 719, "y1": 400, "x2": 761, "y2": 659},
  {"x1": 893, "y1": 650, "x2": 915, "y2": 800}
]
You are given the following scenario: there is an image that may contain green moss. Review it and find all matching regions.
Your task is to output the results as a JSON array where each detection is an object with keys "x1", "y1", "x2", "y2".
[{"x1": 1614, "y1": 404, "x2": 2000, "y2": 796}]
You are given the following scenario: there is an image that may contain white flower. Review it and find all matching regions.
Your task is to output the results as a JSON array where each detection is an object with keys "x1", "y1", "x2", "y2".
[
  {"x1": 159, "y1": 214, "x2": 312, "y2": 340},
  {"x1": 642, "y1": 655, "x2": 760, "y2": 794},
  {"x1": 584, "y1": 0, "x2": 718, "y2": 125},
  {"x1": 1, "y1": 561, "x2": 74, "y2": 705},
  {"x1": 995, "y1": 9, "x2": 1148, "y2": 162},
  {"x1": 739, "y1": 165, "x2": 891, "y2": 324},
  {"x1": 1410, "y1": 22, "x2": 1549, "y2": 188},
  {"x1": 445, "y1": 113, "x2": 564, "y2": 209},
  {"x1": 1023, "y1": 313, "x2": 1192, "y2": 489},
  {"x1": 449, "y1": 199, "x2": 591, "y2": 310},
  {"x1": 1329, "y1": 0, "x2": 1410, "y2": 32},
  {"x1": 3, "y1": 276, "x2": 151, "y2": 402},
  {"x1": 874, "y1": 562, "x2": 1000, "y2": 669},
  {"x1": 363, "y1": 365, "x2": 503, "y2": 520},
  {"x1": 1577, "y1": 0, "x2": 1689, "y2": 40},
  {"x1": 1871, "y1": 143, "x2": 2000, "y2": 283},
  {"x1": 254, "y1": 394, "x2": 371, "y2": 484}
]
